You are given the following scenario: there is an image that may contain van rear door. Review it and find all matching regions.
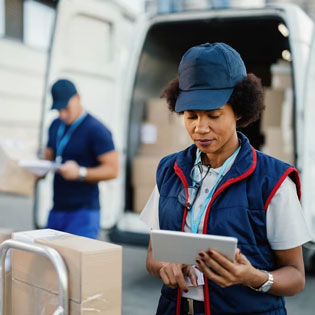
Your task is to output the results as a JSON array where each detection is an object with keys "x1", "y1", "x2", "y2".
[
  {"x1": 35, "y1": 0, "x2": 136, "y2": 230},
  {"x1": 301, "y1": 28, "x2": 315, "y2": 242}
]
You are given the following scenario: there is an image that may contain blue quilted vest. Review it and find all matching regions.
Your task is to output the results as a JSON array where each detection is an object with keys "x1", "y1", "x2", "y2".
[{"x1": 155, "y1": 132, "x2": 300, "y2": 315}]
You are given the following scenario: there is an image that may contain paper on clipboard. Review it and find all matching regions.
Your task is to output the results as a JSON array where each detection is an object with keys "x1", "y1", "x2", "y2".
[{"x1": 18, "y1": 160, "x2": 62, "y2": 176}]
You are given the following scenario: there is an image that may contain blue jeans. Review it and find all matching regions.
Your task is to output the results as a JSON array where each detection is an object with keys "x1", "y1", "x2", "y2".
[{"x1": 46, "y1": 208, "x2": 100, "y2": 239}]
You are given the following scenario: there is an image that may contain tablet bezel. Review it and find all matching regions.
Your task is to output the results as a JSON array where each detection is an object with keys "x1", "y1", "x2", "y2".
[{"x1": 151, "y1": 229, "x2": 238, "y2": 264}]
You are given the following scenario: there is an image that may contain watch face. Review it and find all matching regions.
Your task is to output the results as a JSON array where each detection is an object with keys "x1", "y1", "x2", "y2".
[
  {"x1": 261, "y1": 282, "x2": 272, "y2": 292},
  {"x1": 261, "y1": 272, "x2": 273, "y2": 292}
]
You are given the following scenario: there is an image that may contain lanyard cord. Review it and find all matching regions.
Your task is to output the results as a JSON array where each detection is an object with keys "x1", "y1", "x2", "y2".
[
  {"x1": 190, "y1": 146, "x2": 241, "y2": 233},
  {"x1": 56, "y1": 113, "x2": 87, "y2": 161}
]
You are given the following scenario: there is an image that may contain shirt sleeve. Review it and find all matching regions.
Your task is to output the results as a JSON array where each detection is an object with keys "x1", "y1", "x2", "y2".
[
  {"x1": 47, "y1": 120, "x2": 58, "y2": 150},
  {"x1": 266, "y1": 176, "x2": 312, "y2": 250},
  {"x1": 139, "y1": 185, "x2": 160, "y2": 230},
  {"x1": 91, "y1": 123, "x2": 115, "y2": 157}
]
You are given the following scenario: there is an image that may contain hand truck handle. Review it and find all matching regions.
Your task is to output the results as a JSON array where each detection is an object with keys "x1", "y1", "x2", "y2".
[{"x1": 0, "y1": 239, "x2": 69, "y2": 315}]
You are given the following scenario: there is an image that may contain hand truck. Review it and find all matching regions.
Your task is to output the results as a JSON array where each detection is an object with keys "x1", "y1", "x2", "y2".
[{"x1": 0, "y1": 239, "x2": 69, "y2": 315}]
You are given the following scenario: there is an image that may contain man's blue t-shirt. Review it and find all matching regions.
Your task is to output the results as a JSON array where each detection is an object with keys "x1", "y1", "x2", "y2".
[{"x1": 47, "y1": 113, "x2": 115, "y2": 211}]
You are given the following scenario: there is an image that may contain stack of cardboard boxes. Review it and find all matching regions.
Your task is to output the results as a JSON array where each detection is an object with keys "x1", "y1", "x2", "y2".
[
  {"x1": 261, "y1": 61, "x2": 294, "y2": 164},
  {"x1": 132, "y1": 98, "x2": 192, "y2": 213},
  {"x1": 9, "y1": 229, "x2": 122, "y2": 315},
  {"x1": 0, "y1": 139, "x2": 37, "y2": 196}
]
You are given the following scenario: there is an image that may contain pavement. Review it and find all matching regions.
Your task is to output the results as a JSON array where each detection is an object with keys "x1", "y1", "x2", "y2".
[{"x1": 0, "y1": 193, "x2": 314, "y2": 314}]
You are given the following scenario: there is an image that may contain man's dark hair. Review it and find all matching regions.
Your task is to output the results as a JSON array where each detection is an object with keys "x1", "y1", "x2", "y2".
[{"x1": 161, "y1": 73, "x2": 265, "y2": 128}]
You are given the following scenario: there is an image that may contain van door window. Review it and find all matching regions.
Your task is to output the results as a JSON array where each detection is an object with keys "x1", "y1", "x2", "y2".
[{"x1": 64, "y1": 15, "x2": 113, "y2": 74}]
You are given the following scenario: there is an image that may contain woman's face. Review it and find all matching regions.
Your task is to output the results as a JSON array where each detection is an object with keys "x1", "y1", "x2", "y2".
[{"x1": 184, "y1": 104, "x2": 239, "y2": 159}]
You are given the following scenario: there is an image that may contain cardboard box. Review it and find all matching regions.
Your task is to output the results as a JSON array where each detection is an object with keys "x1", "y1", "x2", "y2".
[
  {"x1": 139, "y1": 143, "x2": 175, "y2": 156},
  {"x1": 11, "y1": 230, "x2": 122, "y2": 314},
  {"x1": 133, "y1": 184, "x2": 155, "y2": 213},
  {"x1": 0, "y1": 141, "x2": 37, "y2": 196},
  {"x1": 271, "y1": 62, "x2": 292, "y2": 90},
  {"x1": 140, "y1": 98, "x2": 192, "y2": 155},
  {"x1": 131, "y1": 156, "x2": 161, "y2": 186},
  {"x1": 146, "y1": 98, "x2": 173, "y2": 124},
  {"x1": 139, "y1": 122, "x2": 192, "y2": 155},
  {"x1": 262, "y1": 126, "x2": 294, "y2": 165},
  {"x1": 262, "y1": 89, "x2": 284, "y2": 131},
  {"x1": 3, "y1": 271, "x2": 12, "y2": 315},
  {"x1": 0, "y1": 228, "x2": 14, "y2": 243},
  {"x1": 11, "y1": 278, "x2": 109, "y2": 315}
]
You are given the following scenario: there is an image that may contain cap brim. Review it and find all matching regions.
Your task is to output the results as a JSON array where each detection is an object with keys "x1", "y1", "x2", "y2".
[
  {"x1": 51, "y1": 100, "x2": 68, "y2": 110},
  {"x1": 175, "y1": 88, "x2": 234, "y2": 113}
]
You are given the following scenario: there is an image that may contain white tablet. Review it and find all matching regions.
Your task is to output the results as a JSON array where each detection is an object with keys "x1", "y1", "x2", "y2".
[{"x1": 151, "y1": 229, "x2": 238, "y2": 265}]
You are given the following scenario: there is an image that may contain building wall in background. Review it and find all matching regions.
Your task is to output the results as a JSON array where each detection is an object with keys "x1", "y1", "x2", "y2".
[
  {"x1": 145, "y1": 0, "x2": 315, "y2": 19},
  {"x1": 0, "y1": 0, "x2": 56, "y2": 158},
  {"x1": 266, "y1": 0, "x2": 315, "y2": 20}
]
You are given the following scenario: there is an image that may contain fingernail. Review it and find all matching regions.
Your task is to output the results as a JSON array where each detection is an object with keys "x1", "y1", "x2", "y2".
[
  {"x1": 184, "y1": 289, "x2": 189, "y2": 293},
  {"x1": 196, "y1": 259, "x2": 201, "y2": 264},
  {"x1": 199, "y1": 252, "x2": 204, "y2": 257},
  {"x1": 208, "y1": 250, "x2": 213, "y2": 256}
]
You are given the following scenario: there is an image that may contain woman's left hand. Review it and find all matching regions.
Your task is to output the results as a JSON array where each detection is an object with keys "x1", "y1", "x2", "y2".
[{"x1": 195, "y1": 249, "x2": 266, "y2": 288}]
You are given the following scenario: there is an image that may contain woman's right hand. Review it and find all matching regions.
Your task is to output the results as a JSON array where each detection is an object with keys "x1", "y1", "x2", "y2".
[{"x1": 159, "y1": 263, "x2": 198, "y2": 292}]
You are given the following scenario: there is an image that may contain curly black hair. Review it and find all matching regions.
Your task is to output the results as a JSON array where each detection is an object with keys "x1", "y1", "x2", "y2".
[{"x1": 161, "y1": 73, "x2": 265, "y2": 128}]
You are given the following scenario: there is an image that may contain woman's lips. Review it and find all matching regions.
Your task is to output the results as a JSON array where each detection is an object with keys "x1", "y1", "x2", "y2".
[{"x1": 195, "y1": 139, "x2": 215, "y2": 147}]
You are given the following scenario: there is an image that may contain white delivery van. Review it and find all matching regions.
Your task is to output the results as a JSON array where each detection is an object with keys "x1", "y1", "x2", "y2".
[{"x1": 35, "y1": 0, "x2": 315, "y2": 265}]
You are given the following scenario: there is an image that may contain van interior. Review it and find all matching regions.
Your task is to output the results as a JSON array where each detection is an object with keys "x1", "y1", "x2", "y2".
[{"x1": 126, "y1": 14, "x2": 294, "y2": 214}]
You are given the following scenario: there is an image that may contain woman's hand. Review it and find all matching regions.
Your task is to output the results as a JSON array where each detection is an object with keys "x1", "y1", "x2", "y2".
[
  {"x1": 146, "y1": 237, "x2": 198, "y2": 292},
  {"x1": 159, "y1": 263, "x2": 198, "y2": 292},
  {"x1": 195, "y1": 249, "x2": 267, "y2": 288}
]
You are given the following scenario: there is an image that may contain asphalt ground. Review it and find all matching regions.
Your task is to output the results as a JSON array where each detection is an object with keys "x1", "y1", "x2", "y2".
[{"x1": 0, "y1": 193, "x2": 314, "y2": 315}]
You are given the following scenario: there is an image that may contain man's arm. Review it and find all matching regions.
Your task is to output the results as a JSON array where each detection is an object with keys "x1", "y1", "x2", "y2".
[
  {"x1": 44, "y1": 148, "x2": 55, "y2": 161},
  {"x1": 58, "y1": 150, "x2": 119, "y2": 182}
]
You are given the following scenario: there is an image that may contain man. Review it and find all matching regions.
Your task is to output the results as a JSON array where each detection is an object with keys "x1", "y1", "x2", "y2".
[{"x1": 44, "y1": 79, "x2": 119, "y2": 239}]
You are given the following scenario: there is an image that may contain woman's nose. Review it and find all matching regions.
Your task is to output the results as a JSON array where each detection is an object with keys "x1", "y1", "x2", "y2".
[{"x1": 195, "y1": 119, "x2": 210, "y2": 133}]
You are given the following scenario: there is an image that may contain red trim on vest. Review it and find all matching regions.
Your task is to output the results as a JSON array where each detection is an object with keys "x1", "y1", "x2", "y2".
[
  {"x1": 202, "y1": 147, "x2": 257, "y2": 234},
  {"x1": 204, "y1": 278, "x2": 211, "y2": 315},
  {"x1": 174, "y1": 162, "x2": 189, "y2": 232},
  {"x1": 264, "y1": 167, "x2": 301, "y2": 211},
  {"x1": 174, "y1": 161, "x2": 189, "y2": 188},
  {"x1": 201, "y1": 147, "x2": 257, "y2": 315},
  {"x1": 174, "y1": 149, "x2": 257, "y2": 315},
  {"x1": 174, "y1": 162, "x2": 189, "y2": 315},
  {"x1": 176, "y1": 288, "x2": 181, "y2": 315}
]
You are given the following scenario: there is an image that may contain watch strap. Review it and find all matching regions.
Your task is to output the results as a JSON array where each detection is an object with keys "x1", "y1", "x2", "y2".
[
  {"x1": 78, "y1": 167, "x2": 87, "y2": 181},
  {"x1": 249, "y1": 270, "x2": 274, "y2": 293}
]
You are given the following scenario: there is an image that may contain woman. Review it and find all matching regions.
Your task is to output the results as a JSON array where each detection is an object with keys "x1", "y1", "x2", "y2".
[{"x1": 140, "y1": 43, "x2": 311, "y2": 315}]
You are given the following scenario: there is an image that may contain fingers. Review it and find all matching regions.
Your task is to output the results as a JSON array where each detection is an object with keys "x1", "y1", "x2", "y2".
[
  {"x1": 235, "y1": 250, "x2": 249, "y2": 264},
  {"x1": 196, "y1": 249, "x2": 253, "y2": 288},
  {"x1": 186, "y1": 266, "x2": 198, "y2": 287},
  {"x1": 58, "y1": 160, "x2": 79, "y2": 180},
  {"x1": 196, "y1": 250, "x2": 238, "y2": 287},
  {"x1": 159, "y1": 263, "x2": 189, "y2": 292},
  {"x1": 200, "y1": 251, "x2": 231, "y2": 278},
  {"x1": 196, "y1": 257, "x2": 228, "y2": 287}
]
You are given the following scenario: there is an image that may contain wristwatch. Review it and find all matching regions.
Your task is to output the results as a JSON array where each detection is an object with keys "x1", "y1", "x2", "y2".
[
  {"x1": 78, "y1": 167, "x2": 87, "y2": 181},
  {"x1": 250, "y1": 271, "x2": 274, "y2": 293}
]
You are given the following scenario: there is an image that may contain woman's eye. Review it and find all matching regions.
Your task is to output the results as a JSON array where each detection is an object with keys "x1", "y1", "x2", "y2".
[
  {"x1": 187, "y1": 115, "x2": 197, "y2": 119},
  {"x1": 209, "y1": 115, "x2": 220, "y2": 119}
]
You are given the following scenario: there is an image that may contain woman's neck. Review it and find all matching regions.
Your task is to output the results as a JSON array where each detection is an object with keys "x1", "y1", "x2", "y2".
[{"x1": 204, "y1": 133, "x2": 239, "y2": 168}]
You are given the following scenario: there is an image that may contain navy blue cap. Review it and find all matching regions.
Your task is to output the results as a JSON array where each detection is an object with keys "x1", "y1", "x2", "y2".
[
  {"x1": 175, "y1": 43, "x2": 247, "y2": 112},
  {"x1": 51, "y1": 79, "x2": 78, "y2": 110}
]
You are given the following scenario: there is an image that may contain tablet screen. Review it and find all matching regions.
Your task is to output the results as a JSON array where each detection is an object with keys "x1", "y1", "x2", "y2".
[{"x1": 151, "y1": 229, "x2": 238, "y2": 264}]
